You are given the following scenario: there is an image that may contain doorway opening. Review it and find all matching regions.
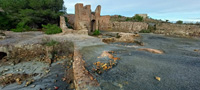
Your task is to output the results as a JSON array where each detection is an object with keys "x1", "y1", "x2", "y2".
[
  {"x1": 91, "y1": 19, "x2": 96, "y2": 32},
  {"x1": 0, "y1": 52, "x2": 7, "y2": 60}
]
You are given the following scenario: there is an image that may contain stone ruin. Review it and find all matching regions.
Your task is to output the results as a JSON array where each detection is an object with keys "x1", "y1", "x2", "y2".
[{"x1": 60, "y1": 3, "x2": 111, "y2": 34}]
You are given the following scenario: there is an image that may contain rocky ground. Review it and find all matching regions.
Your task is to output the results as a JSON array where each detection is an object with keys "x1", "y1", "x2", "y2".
[
  {"x1": 81, "y1": 33, "x2": 200, "y2": 90},
  {"x1": 0, "y1": 31, "x2": 200, "y2": 90},
  {"x1": 0, "y1": 31, "x2": 103, "y2": 90}
]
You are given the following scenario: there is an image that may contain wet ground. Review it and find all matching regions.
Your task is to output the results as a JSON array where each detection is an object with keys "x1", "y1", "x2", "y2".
[{"x1": 80, "y1": 33, "x2": 200, "y2": 90}]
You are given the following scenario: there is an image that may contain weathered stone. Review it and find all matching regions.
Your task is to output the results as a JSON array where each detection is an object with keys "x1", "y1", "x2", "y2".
[
  {"x1": 66, "y1": 3, "x2": 110, "y2": 32},
  {"x1": 60, "y1": 16, "x2": 68, "y2": 32},
  {"x1": 102, "y1": 33, "x2": 139, "y2": 43},
  {"x1": 155, "y1": 23, "x2": 200, "y2": 37},
  {"x1": 111, "y1": 22, "x2": 148, "y2": 33},
  {"x1": 138, "y1": 48, "x2": 164, "y2": 54}
]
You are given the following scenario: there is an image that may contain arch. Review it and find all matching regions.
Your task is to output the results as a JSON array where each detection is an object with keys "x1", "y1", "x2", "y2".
[
  {"x1": 0, "y1": 52, "x2": 7, "y2": 60},
  {"x1": 91, "y1": 19, "x2": 96, "y2": 32}
]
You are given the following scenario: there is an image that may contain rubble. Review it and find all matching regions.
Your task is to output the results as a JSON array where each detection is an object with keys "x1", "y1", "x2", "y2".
[
  {"x1": 155, "y1": 76, "x2": 161, "y2": 81},
  {"x1": 0, "y1": 73, "x2": 37, "y2": 86},
  {"x1": 102, "y1": 33, "x2": 144, "y2": 46},
  {"x1": 93, "y1": 51, "x2": 120, "y2": 74}
]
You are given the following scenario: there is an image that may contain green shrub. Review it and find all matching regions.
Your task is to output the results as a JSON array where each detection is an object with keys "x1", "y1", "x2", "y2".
[
  {"x1": 133, "y1": 14, "x2": 143, "y2": 22},
  {"x1": 139, "y1": 29, "x2": 151, "y2": 33},
  {"x1": 45, "y1": 40, "x2": 59, "y2": 46},
  {"x1": 118, "y1": 15, "x2": 122, "y2": 18},
  {"x1": 11, "y1": 22, "x2": 31, "y2": 32},
  {"x1": 126, "y1": 17, "x2": 132, "y2": 21},
  {"x1": 93, "y1": 30, "x2": 100, "y2": 35},
  {"x1": 176, "y1": 20, "x2": 183, "y2": 24},
  {"x1": 42, "y1": 24, "x2": 62, "y2": 34},
  {"x1": 125, "y1": 15, "x2": 143, "y2": 22}
]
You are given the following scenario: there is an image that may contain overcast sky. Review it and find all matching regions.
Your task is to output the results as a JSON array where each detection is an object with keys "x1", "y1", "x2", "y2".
[{"x1": 64, "y1": 0, "x2": 200, "y2": 22}]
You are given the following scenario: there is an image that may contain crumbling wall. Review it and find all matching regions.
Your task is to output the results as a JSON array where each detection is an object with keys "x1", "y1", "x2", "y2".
[
  {"x1": 65, "y1": 14, "x2": 75, "y2": 28},
  {"x1": 111, "y1": 22, "x2": 148, "y2": 33},
  {"x1": 155, "y1": 23, "x2": 200, "y2": 37},
  {"x1": 74, "y1": 3, "x2": 91, "y2": 30},
  {"x1": 99, "y1": 15, "x2": 112, "y2": 30},
  {"x1": 60, "y1": 16, "x2": 68, "y2": 32},
  {"x1": 74, "y1": 3, "x2": 102, "y2": 32}
]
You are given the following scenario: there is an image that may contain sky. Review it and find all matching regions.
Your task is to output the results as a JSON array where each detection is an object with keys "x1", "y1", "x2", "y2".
[{"x1": 64, "y1": 0, "x2": 200, "y2": 22}]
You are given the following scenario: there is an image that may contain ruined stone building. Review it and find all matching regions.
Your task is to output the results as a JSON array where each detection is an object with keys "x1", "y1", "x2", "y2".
[
  {"x1": 62, "y1": 3, "x2": 148, "y2": 34},
  {"x1": 64, "y1": 3, "x2": 111, "y2": 32}
]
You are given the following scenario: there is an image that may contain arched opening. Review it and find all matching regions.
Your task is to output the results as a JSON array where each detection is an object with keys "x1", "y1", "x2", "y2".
[
  {"x1": 0, "y1": 52, "x2": 7, "y2": 60},
  {"x1": 91, "y1": 19, "x2": 96, "y2": 32}
]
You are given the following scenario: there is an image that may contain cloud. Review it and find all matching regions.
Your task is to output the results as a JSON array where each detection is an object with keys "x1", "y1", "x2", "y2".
[{"x1": 64, "y1": 0, "x2": 200, "y2": 22}]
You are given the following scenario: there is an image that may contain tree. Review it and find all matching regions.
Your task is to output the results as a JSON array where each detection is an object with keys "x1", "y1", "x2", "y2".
[
  {"x1": 133, "y1": 14, "x2": 143, "y2": 22},
  {"x1": 125, "y1": 14, "x2": 143, "y2": 22},
  {"x1": 176, "y1": 20, "x2": 183, "y2": 24},
  {"x1": 0, "y1": 0, "x2": 65, "y2": 30}
]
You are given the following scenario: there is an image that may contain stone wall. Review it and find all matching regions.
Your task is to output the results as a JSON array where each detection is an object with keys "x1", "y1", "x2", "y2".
[
  {"x1": 110, "y1": 22, "x2": 148, "y2": 33},
  {"x1": 155, "y1": 23, "x2": 200, "y2": 37},
  {"x1": 60, "y1": 16, "x2": 88, "y2": 35},
  {"x1": 99, "y1": 15, "x2": 112, "y2": 30},
  {"x1": 74, "y1": 3, "x2": 101, "y2": 32},
  {"x1": 65, "y1": 14, "x2": 75, "y2": 28},
  {"x1": 60, "y1": 16, "x2": 68, "y2": 32}
]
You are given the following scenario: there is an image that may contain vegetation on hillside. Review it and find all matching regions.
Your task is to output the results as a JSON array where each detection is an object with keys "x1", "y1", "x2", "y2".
[
  {"x1": 126, "y1": 14, "x2": 144, "y2": 22},
  {"x1": 176, "y1": 20, "x2": 183, "y2": 24},
  {"x1": 0, "y1": 0, "x2": 65, "y2": 31}
]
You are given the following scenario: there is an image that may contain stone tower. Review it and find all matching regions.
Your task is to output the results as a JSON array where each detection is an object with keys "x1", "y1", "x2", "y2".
[{"x1": 74, "y1": 3, "x2": 101, "y2": 32}]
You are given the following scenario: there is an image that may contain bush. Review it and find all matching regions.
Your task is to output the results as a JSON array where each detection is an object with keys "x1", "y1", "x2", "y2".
[
  {"x1": 45, "y1": 40, "x2": 59, "y2": 46},
  {"x1": 176, "y1": 20, "x2": 183, "y2": 24},
  {"x1": 11, "y1": 22, "x2": 31, "y2": 32},
  {"x1": 42, "y1": 24, "x2": 62, "y2": 34},
  {"x1": 125, "y1": 15, "x2": 143, "y2": 22},
  {"x1": 139, "y1": 29, "x2": 151, "y2": 33},
  {"x1": 93, "y1": 30, "x2": 100, "y2": 35},
  {"x1": 126, "y1": 17, "x2": 132, "y2": 21},
  {"x1": 118, "y1": 15, "x2": 122, "y2": 18},
  {"x1": 133, "y1": 14, "x2": 143, "y2": 22}
]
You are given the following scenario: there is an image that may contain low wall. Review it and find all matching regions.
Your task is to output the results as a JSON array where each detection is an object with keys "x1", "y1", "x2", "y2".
[
  {"x1": 110, "y1": 22, "x2": 148, "y2": 33},
  {"x1": 155, "y1": 23, "x2": 200, "y2": 37}
]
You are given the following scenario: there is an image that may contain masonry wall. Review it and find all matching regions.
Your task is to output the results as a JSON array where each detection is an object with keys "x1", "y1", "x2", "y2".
[
  {"x1": 60, "y1": 16, "x2": 68, "y2": 32},
  {"x1": 74, "y1": 4, "x2": 91, "y2": 30},
  {"x1": 99, "y1": 15, "x2": 112, "y2": 30},
  {"x1": 65, "y1": 14, "x2": 75, "y2": 28},
  {"x1": 155, "y1": 23, "x2": 200, "y2": 37},
  {"x1": 110, "y1": 22, "x2": 148, "y2": 33}
]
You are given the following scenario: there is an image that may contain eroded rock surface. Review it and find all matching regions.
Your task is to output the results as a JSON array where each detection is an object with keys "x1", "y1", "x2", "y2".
[{"x1": 138, "y1": 48, "x2": 164, "y2": 54}]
